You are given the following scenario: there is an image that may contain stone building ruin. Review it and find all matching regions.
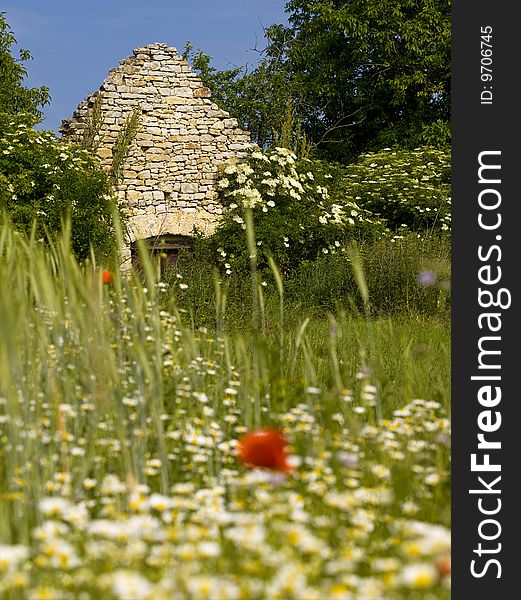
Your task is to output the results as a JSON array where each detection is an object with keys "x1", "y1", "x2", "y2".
[{"x1": 59, "y1": 43, "x2": 252, "y2": 267}]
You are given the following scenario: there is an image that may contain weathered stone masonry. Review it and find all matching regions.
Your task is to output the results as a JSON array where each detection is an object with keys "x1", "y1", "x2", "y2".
[{"x1": 60, "y1": 43, "x2": 252, "y2": 266}]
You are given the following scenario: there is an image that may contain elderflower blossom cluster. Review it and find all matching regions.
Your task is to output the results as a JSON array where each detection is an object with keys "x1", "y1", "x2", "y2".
[
  {"x1": 218, "y1": 147, "x2": 311, "y2": 209},
  {"x1": 341, "y1": 147, "x2": 451, "y2": 235},
  {"x1": 213, "y1": 147, "x2": 391, "y2": 270}
]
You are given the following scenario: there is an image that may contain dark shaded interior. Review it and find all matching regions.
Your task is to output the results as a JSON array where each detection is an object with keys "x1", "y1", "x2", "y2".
[{"x1": 131, "y1": 234, "x2": 192, "y2": 272}]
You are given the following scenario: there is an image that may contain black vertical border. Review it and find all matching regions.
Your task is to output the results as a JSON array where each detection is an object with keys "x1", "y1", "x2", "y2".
[{"x1": 452, "y1": 1, "x2": 520, "y2": 597}]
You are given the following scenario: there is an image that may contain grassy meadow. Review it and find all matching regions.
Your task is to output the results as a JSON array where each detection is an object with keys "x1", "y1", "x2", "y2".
[{"x1": 0, "y1": 221, "x2": 450, "y2": 599}]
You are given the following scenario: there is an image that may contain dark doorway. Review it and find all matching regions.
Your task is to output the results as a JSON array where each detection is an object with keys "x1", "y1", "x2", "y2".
[{"x1": 131, "y1": 234, "x2": 192, "y2": 273}]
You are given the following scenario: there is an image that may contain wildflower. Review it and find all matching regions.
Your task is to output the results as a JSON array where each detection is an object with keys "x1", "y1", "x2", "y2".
[
  {"x1": 38, "y1": 497, "x2": 73, "y2": 518},
  {"x1": 100, "y1": 474, "x2": 126, "y2": 495},
  {"x1": 337, "y1": 451, "x2": 359, "y2": 468},
  {"x1": 402, "y1": 500, "x2": 419, "y2": 515},
  {"x1": 28, "y1": 586, "x2": 61, "y2": 599},
  {"x1": 237, "y1": 429, "x2": 294, "y2": 472},
  {"x1": 436, "y1": 554, "x2": 451, "y2": 577},
  {"x1": 399, "y1": 562, "x2": 438, "y2": 588},
  {"x1": 112, "y1": 570, "x2": 152, "y2": 600},
  {"x1": 371, "y1": 465, "x2": 390, "y2": 479},
  {"x1": 416, "y1": 270, "x2": 437, "y2": 286},
  {"x1": 305, "y1": 386, "x2": 321, "y2": 395},
  {"x1": 102, "y1": 270, "x2": 113, "y2": 285},
  {"x1": 225, "y1": 523, "x2": 266, "y2": 549},
  {"x1": 42, "y1": 539, "x2": 80, "y2": 569},
  {"x1": 356, "y1": 366, "x2": 373, "y2": 379},
  {"x1": 148, "y1": 494, "x2": 172, "y2": 511},
  {"x1": 0, "y1": 545, "x2": 29, "y2": 570}
]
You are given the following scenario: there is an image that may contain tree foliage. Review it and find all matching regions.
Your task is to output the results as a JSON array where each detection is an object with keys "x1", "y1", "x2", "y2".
[
  {"x1": 183, "y1": 43, "x2": 295, "y2": 151},
  {"x1": 0, "y1": 13, "x2": 117, "y2": 261},
  {"x1": 186, "y1": 1, "x2": 450, "y2": 161},
  {"x1": 0, "y1": 11, "x2": 50, "y2": 120},
  {"x1": 269, "y1": 0, "x2": 451, "y2": 159}
]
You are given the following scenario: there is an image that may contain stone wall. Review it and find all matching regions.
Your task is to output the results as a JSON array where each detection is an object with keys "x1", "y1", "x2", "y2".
[{"x1": 59, "y1": 42, "x2": 253, "y2": 267}]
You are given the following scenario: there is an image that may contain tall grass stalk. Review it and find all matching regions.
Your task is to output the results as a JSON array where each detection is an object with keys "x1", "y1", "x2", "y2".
[
  {"x1": 347, "y1": 243, "x2": 382, "y2": 421},
  {"x1": 244, "y1": 209, "x2": 261, "y2": 427},
  {"x1": 268, "y1": 255, "x2": 285, "y2": 372},
  {"x1": 0, "y1": 218, "x2": 450, "y2": 600}
]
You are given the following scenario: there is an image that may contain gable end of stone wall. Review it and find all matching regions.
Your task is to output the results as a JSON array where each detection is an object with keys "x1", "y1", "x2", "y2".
[{"x1": 60, "y1": 42, "x2": 253, "y2": 267}]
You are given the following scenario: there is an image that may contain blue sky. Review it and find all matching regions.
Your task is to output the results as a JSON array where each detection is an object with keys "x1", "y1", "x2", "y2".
[{"x1": 3, "y1": 0, "x2": 288, "y2": 132}]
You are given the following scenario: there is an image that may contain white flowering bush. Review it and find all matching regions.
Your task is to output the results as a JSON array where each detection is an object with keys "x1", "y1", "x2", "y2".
[
  {"x1": 340, "y1": 147, "x2": 451, "y2": 234},
  {"x1": 208, "y1": 147, "x2": 387, "y2": 275},
  {"x1": 0, "y1": 112, "x2": 116, "y2": 259}
]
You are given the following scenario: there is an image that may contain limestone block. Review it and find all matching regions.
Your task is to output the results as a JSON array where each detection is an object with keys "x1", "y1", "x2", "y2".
[
  {"x1": 175, "y1": 87, "x2": 193, "y2": 98},
  {"x1": 181, "y1": 183, "x2": 198, "y2": 194},
  {"x1": 127, "y1": 190, "x2": 143, "y2": 202},
  {"x1": 165, "y1": 97, "x2": 188, "y2": 105},
  {"x1": 193, "y1": 87, "x2": 212, "y2": 98},
  {"x1": 97, "y1": 148, "x2": 113, "y2": 160}
]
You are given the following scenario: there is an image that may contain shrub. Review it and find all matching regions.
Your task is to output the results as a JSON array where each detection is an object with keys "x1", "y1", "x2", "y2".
[
  {"x1": 0, "y1": 112, "x2": 116, "y2": 260},
  {"x1": 339, "y1": 146, "x2": 451, "y2": 234},
  {"x1": 285, "y1": 234, "x2": 451, "y2": 317},
  {"x1": 163, "y1": 235, "x2": 450, "y2": 328},
  {"x1": 201, "y1": 147, "x2": 387, "y2": 276}
]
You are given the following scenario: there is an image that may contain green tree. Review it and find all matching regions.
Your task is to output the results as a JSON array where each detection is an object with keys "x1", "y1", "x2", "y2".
[
  {"x1": 183, "y1": 43, "x2": 295, "y2": 151},
  {"x1": 0, "y1": 13, "x2": 117, "y2": 261},
  {"x1": 0, "y1": 12, "x2": 50, "y2": 120},
  {"x1": 185, "y1": 2, "x2": 450, "y2": 161},
  {"x1": 266, "y1": 0, "x2": 451, "y2": 160}
]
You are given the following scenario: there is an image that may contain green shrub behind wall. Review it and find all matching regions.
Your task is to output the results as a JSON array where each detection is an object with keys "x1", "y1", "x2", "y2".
[{"x1": 0, "y1": 112, "x2": 116, "y2": 261}]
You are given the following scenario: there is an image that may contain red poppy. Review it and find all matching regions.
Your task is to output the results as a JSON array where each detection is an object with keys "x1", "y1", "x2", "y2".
[
  {"x1": 237, "y1": 429, "x2": 294, "y2": 472},
  {"x1": 102, "y1": 270, "x2": 113, "y2": 285},
  {"x1": 436, "y1": 554, "x2": 451, "y2": 578}
]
